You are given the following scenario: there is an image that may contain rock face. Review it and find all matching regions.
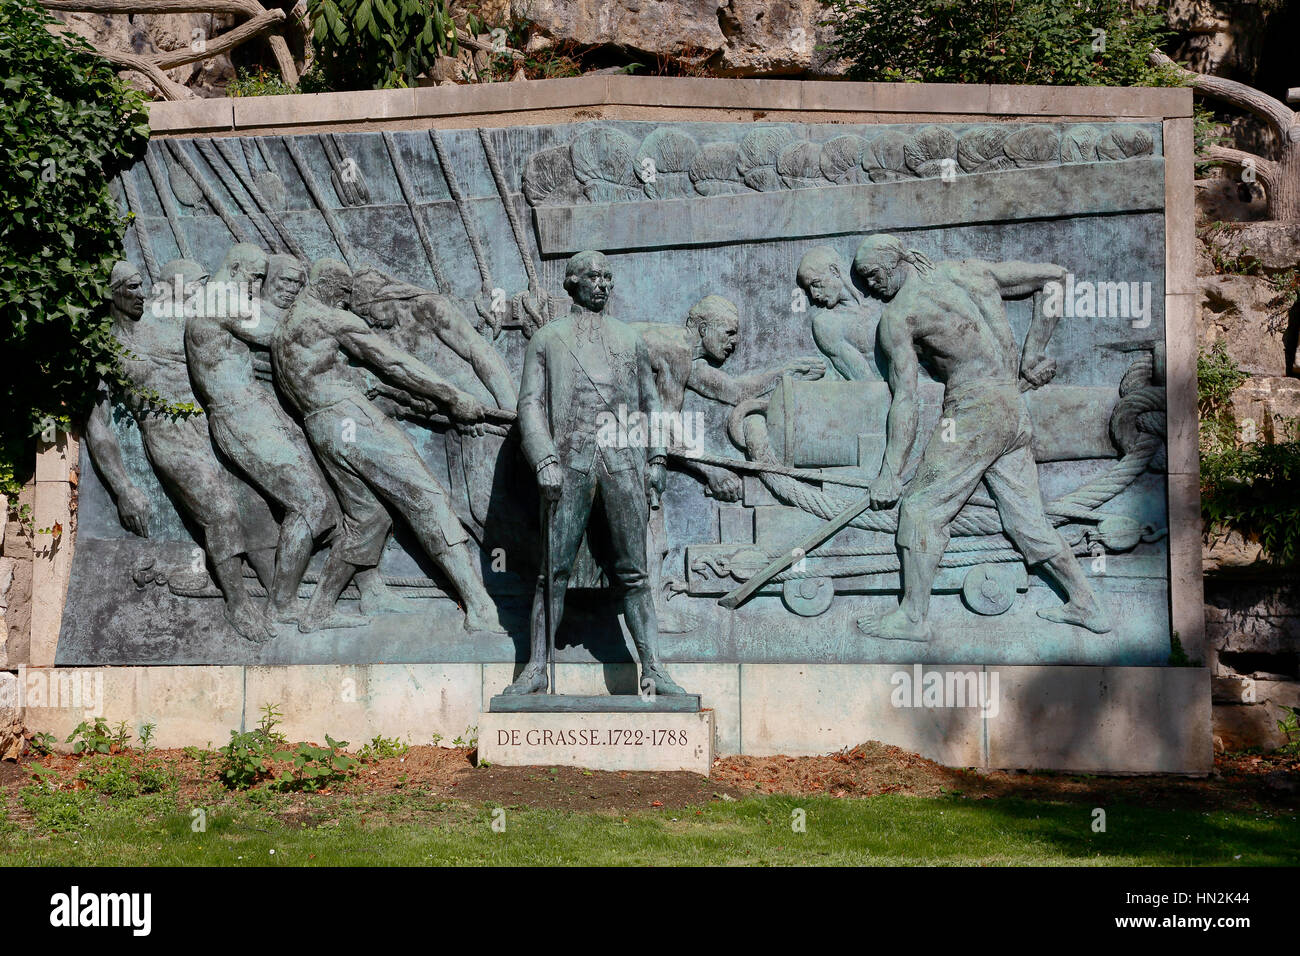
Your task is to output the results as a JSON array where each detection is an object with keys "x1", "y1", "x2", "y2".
[
  {"x1": 1164, "y1": 0, "x2": 1271, "y2": 78},
  {"x1": 48, "y1": 0, "x2": 1285, "y2": 93},
  {"x1": 713, "y1": 0, "x2": 843, "y2": 76},
  {"x1": 53, "y1": 10, "x2": 238, "y2": 98},
  {"x1": 513, "y1": 0, "x2": 726, "y2": 58},
  {"x1": 1203, "y1": 576, "x2": 1300, "y2": 751},
  {"x1": 1, "y1": 486, "x2": 32, "y2": 669},
  {"x1": 1203, "y1": 528, "x2": 1265, "y2": 573},
  {"x1": 1195, "y1": 167, "x2": 1300, "y2": 751},
  {"x1": 1198, "y1": 273, "x2": 1292, "y2": 377},
  {"x1": 1206, "y1": 578, "x2": 1300, "y2": 658},
  {"x1": 1204, "y1": 222, "x2": 1300, "y2": 275},
  {"x1": 1228, "y1": 376, "x2": 1300, "y2": 440},
  {"x1": 512, "y1": 0, "x2": 843, "y2": 76},
  {"x1": 0, "y1": 671, "x2": 19, "y2": 761}
]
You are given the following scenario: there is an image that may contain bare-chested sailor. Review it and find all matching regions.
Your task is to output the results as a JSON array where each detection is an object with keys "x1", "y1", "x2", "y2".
[
  {"x1": 271, "y1": 258, "x2": 505, "y2": 633},
  {"x1": 86, "y1": 259, "x2": 274, "y2": 642},
  {"x1": 259, "y1": 254, "x2": 307, "y2": 325},
  {"x1": 184, "y1": 244, "x2": 341, "y2": 625},
  {"x1": 350, "y1": 268, "x2": 518, "y2": 413},
  {"x1": 796, "y1": 246, "x2": 883, "y2": 381},
  {"x1": 634, "y1": 294, "x2": 825, "y2": 630},
  {"x1": 852, "y1": 234, "x2": 1111, "y2": 641}
]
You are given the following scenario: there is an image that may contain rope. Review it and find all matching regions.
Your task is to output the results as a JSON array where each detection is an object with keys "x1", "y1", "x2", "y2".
[
  {"x1": 321, "y1": 133, "x2": 369, "y2": 206},
  {"x1": 381, "y1": 131, "x2": 451, "y2": 294},
  {"x1": 215, "y1": 137, "x2": 307, "y2": 259},
  {"x1": 120, "y1": 169, "x2": 159, "y2": 283},
  {"x1": 430, "y1": 128, "x2": 493, "y2": 294},
  {"x1": 165, "y1": 567, "x2": 462, "y2": 598},
  {"x1": 769, "y1": 547, "x2": 1028, "y2": 582},
  {"x1": 283, "y1": 135, "x2": 359, "y2": 268},
  {"x1": 165, "y1": 140, "x2": 259, "y2": 246},
  {"x1": 253, "y1": 137, "x2": 282, "y2": 180},
  {"x1": 238, "y1": 567, "x2": 447, "y2": 589},
  {"x1": 143, "y1": 147, "x2": 195, "y2": 260},
  {"x1": 478, "y1": 127, "x2": 540, "y2": 293},
  {"x1": 196, "y1": 138, "x2": 282, "y2": 253}
]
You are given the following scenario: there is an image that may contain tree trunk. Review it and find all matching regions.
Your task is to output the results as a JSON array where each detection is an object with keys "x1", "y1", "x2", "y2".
[{"x1": 1274, "y1": 137, "x2": 1300, "y2": 222}]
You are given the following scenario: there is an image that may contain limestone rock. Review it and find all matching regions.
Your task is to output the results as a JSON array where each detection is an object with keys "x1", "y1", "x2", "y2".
[
  {"x1": 511, "y1": 0, "x2": 845, "y2": 77},
  {"x1": 713, "y1": 0, "x2": 839, "y2": 77},
  {"x1": 1164, "y1": 0, "x2": 1271, "y2": 79},
  {"x1": 1203, "y1": 528, "x2": 1265, "y2": 573},
  {"x1": 1212, "y1": 701, "x2": 1288, "y2": 752},
  {"x1": 1228, "y1": 376, "x2": 1300, "y2": 438},
  {"x1": 1204, "y1": 578, "x2": 1300, "y2": 657},
  {"x1": 513, "y1": 0, "x2": 727, "y2": 58},
  {"x1": 53, "y1": 11, "x2": 238, "y2": 98},
  {"x1": 1204, "y1": 222, "x2": 1300, "y2": 274},
  {"x1": 0, "y1": 672, "x2": 19, "y2": 761},
  {"x1": 428, "y1": 54, "x2": 462, "y2": 84},
  {"x1": 1196, "y1": 177, "x2": 1268, "y2": 224},
  {"x1": 2, "y1": 488, "x2": 32, "y2": 669},
  {"x1": 1198, "y1": 273, "x2": 1290, "y2": 376}
]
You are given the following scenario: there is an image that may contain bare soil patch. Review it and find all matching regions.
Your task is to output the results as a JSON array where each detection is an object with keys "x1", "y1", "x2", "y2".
[{"x1": 3, "y1": 742, "x2": 1297, "y2": 814}]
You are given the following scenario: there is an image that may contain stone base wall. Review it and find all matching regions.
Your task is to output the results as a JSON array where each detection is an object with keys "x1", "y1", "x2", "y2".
[
  {"x1": 14, "y1": 662, "x2": 1212, "y2": 773},
  {"x1": 1206, "y1": 576, "x2": 1300, "y2": 751}
]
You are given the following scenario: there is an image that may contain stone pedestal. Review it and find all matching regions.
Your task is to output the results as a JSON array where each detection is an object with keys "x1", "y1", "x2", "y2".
[{"x1": 477, "y1": 695, "x2": 714, "y2": 774}]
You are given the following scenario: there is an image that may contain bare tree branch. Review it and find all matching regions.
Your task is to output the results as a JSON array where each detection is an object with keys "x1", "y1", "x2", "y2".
[
  {"x1": 152, "y1": 7, "x2": 283, "y2": 69},
  {"x1": 1151, "y1": 50, "x2": 1297, "y2": 137}
]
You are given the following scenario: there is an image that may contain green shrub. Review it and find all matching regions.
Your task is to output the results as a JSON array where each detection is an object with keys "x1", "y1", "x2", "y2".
[
  {"x1": 76, "y1": 754, "x2": 174, "y2": 798},
  {"x1": 269, "y1": 736, "x2": 359, "y2": 792},
  {"x1": 358, "y1": 734, "x2": 409, "y2": 760},
  {"x1": 307, "y1": 0, "x2": 459, "y2": 90},
  {"x1": 0, "y1": 0, "x2": 149, "y2": 501},
  {"x1": 1278, "y1": 707, "x2": 1300, "y2": 754},
  {"x1": 1197, "y1": 339, "x2": 1248, "y2": 451},
  {"x1": 821, "y1": 0, "x2": 1179, "y2": 86},
  {"x1": 1201, "y1": 424, "x2": 1300, "y2": 565},
  {"x1": 1196, "y1": 342, "x2": 1300, "y2": 563},
  {"x1": 217, "y1": 703, "x2": 288, "y2": 790},
  {"x1": 65, "y1": 717, "x2": 114, "y2": 755},
  {"x1": 227, "y1": 66, "x2": 298, "y2": 97}
]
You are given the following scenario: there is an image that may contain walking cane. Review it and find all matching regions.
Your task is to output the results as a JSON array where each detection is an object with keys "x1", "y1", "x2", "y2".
[{"x1": 542, "y1": 496, "x2": 556, "y2": 695}]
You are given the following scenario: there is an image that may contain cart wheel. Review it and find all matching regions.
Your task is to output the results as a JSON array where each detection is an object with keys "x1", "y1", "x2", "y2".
[
  {"x1": 782, "y1": 577, "x2": 834, "y2": 617},
  {"x1": 961, "y1": 564, "x2": 1017, "y2": 616}
]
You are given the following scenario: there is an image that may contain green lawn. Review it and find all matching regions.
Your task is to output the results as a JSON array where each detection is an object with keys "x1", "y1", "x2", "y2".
[{"x1": 2, "y1": 786, "x2": 1296, "y2": 866}]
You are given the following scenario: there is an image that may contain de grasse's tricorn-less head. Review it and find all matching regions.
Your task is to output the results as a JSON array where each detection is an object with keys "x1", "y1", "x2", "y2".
[{"x1": 564, "y1": 250, "x2": 613, "y2": 314}]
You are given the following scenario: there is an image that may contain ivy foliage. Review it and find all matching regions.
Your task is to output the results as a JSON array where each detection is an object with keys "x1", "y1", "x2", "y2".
[
  {"x1": 306, "y1": 0, "x2": 459, "y2": 91},
  {"x1": 821, "y1": 0, "x2": 1181, "y2": 86},
  {"x1": 1198, "y1": 342, "x2": 1300, "y2": 566},
  {"x1": 0, "y1": 0, "x2": 149, "y2": 498},
  {"x1": 1201, "y1": 427, "x2": 1300, "y2": 566}
]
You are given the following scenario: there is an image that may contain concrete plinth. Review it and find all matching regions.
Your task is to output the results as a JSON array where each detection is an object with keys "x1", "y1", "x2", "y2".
[{"x1": 477, "y1": 708, "x2": 715, "y2": 774}]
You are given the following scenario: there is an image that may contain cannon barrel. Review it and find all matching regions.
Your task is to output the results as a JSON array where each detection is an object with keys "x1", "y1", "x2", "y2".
[{"x1": 764, "y1": 377, "x2": 1120, "y2": 471}]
